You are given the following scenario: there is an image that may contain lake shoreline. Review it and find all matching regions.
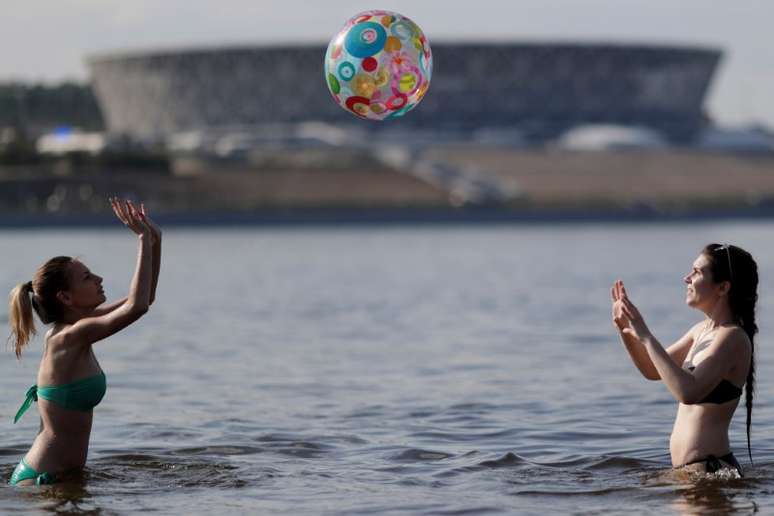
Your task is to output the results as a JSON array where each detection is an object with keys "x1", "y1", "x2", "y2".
[{"x1": 3, "y1": 204, "x2": 774, "y2": 228}]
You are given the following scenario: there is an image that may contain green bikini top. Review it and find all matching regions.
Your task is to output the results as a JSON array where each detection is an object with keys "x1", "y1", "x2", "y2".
[{"x1": 13, "y1": 372, "x2": 107, "y2": 423}]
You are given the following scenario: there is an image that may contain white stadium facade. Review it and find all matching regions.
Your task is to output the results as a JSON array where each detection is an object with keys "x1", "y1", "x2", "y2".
[{"x1": 88, "y1": 42, "x2": 721, "y2": 144}]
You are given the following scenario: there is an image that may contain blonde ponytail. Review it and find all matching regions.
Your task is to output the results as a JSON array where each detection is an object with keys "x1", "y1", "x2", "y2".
[
  {"x1": 8, "y1": 281, "x2": 36, "y2": 358},
  {"x1": 7, "y1": 256, "x2": 73, "y2": 358}
]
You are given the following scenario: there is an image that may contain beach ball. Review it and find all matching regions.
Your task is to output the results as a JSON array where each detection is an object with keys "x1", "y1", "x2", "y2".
[{"x1": 324, "y1": 10, "x2": 432, "y2": 120}]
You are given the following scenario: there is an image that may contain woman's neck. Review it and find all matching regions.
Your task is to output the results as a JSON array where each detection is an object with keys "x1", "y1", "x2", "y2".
[
  {"x1": 61, "y1": 308, "x2": 89, "y2": 325},
  {"x1": 703, "y1": 302, "x2": 734, "y2": 329}
]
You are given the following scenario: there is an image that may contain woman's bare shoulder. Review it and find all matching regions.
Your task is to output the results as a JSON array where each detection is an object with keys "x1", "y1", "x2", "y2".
[
  {"x1": 684, "y1": 320, "x2": 707, "y2": 342},
  {"x1": 715, "y1": 325, "x2": 751, "y2": 348},
  {"x1": 44, "y1": 323, "x2": 84, "y2": 352}
]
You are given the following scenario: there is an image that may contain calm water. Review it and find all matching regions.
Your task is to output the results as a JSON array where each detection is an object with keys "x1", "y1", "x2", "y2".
[{"x1": 0, "y1": 222, "x2": 772, "y2": 515}]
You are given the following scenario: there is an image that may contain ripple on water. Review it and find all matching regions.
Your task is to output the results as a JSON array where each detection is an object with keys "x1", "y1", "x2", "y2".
[
  {"x1": 346, "y1": 405, "x2": 388, "y2": 419},
  {"x1": 408, "y1": 428, "x2": 522, "y2": 443},
  {"x1": 0, "y1": 446, "x2": 28, "y2": 458},
  {"x1": 253, "y1": 434, "x2": 339, "y2": 459},
  {"x1": 91, "y1": 453, "x2": 253, "y2": 489},
  {"x1": 420, "y1": 508, "x2": 506, "y2": 516},
  {"x1": 169, "y1": 445, "x2": 264, "y2": 457},
  {"x1": 433, "y1": 452, "x2": 527, "y2": 478},
  {"x1": 477, "y1": 452, "x2": 528, "y2": 469},
  {"x1": 0, "y1": 453, "x2": 265, "y2": 513},
  {"x1": 389, "y1": 449, "x2": 456, "y2": 462}
]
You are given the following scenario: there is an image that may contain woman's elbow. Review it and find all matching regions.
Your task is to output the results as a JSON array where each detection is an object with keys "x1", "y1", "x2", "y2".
[{"x1": 126, "y1": 302, "x2": 150, "y2": 317}]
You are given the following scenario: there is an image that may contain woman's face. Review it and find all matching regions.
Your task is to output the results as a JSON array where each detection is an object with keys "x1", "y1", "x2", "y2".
[
  {"x1": 683, "y1": 253, "x2": 725, "y2": 310},
  {"x1": 62, "y1": 260, "x2": 105, "y2": 310}
]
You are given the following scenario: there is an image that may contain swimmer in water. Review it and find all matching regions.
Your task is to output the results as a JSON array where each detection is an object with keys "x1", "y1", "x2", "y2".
[
  {"x1": 7, "y1": 199, "x2": 161, "y2": 485},
  {"x1": 611, "y1": 244, "x2": 757, "y2": 477}
]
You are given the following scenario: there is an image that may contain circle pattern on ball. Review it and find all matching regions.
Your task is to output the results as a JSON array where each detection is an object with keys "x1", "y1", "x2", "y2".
[
  {"x1": 345, "y1": 22, "x2": 387, "y2": 58},
  {"x1": 362, "y1": 57, "x2": 378, "y2": 72},
  {"x1": 386, "y1": 94, "x2": 408, "y2": 110},
  {"x1": 337, "y1": 61, "x2": 356, "y2": 82},
  {"x1": 325, "y1": 10, "x2": 432, "y2": 121},
  {"x1": 345, "y1": 96, "x2": 371, "y2": 117},
  {"x1": 390, "y1": 21, "x2": 414, "y2": 41}
]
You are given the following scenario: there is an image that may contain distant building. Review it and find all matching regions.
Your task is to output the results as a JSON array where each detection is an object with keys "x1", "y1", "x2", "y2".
[
  {"x1": 696, "y1": 126, "x2": 774, "y2": 153},
  {"x1": 0, "y1": 83, "x2": 104, "y2": 136},
  {"x1": 557, "y1": 124, "x2": 668, "y2": 151},
  {"x1": 88, "y1": 42, "x2": 721, "y2": 144},
  {"x1": 36, "y1": 127, "x2": 105, "y2": 155}
]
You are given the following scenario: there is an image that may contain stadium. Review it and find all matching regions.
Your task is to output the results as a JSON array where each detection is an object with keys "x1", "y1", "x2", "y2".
[{"x1": 88, "y1": 42, "x2": 721, "y2": 144}]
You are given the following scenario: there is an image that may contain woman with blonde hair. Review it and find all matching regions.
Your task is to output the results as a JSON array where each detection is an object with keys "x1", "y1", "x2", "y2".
[{"x1": 7, "y1": 199, "x2": 161, "y2": 485}]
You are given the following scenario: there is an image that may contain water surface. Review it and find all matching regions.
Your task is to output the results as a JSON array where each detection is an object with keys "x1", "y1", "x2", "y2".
[{"x1": 0, "y1": 222, "x2": 772, "y2": 514}]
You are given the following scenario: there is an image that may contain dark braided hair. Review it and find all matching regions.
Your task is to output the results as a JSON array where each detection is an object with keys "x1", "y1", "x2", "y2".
[{"x1": 703, "y1": 243, "x2": 758, "y2": 464}]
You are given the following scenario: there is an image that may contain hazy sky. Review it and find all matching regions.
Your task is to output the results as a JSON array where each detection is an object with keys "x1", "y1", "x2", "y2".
[{"x1": 1, "y1": 0, "x2": 771, "y2": 127}]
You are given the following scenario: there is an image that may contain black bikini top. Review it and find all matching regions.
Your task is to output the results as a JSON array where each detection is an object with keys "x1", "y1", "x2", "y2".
[{"x1": 686, "y1": 366, "x2": 743, "y2": 404}]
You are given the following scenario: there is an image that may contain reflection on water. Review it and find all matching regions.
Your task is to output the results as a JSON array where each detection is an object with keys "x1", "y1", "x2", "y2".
[
  {"x1": 0, "y1": 222, "x2": 773, "y2": 514},
  {"x1": 667, "y1": 472, "x2": 760, "y2": 515}
]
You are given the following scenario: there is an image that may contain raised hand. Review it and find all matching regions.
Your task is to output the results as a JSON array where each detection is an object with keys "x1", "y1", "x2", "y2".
[
  {"x1": 139, "y1": 202, "x2": 162, "y2": 243},
  {"x1": 611, "y1": 280, "x2": 630, "y2": 332},
  {"x1": 611, "y1": 280, "x2": 652, "y2": 340},
  {"x1": 110, "y1": 198, "x2": 152, "y2": 239}
]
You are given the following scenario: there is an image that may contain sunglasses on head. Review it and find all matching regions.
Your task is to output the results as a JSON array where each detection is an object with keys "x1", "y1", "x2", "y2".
[{"x1": 715, "y1": 244, "x2": 733, "y2": 280}]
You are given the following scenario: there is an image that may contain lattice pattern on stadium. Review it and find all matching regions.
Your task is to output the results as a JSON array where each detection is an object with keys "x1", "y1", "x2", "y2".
[{"x1": 88, "y1": 43, "x2": 721, "y2": 142}]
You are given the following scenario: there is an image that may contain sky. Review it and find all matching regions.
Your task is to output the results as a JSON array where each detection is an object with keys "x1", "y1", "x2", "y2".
[{"x1": 0, "y1": 0, "x2": 771, "y2": 127}]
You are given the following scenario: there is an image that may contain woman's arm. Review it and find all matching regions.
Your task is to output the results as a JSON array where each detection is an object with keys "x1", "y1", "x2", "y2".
[
  {"x1": 612, "y1": 280, "x2": 695, "y2": 380},
  {"x1": 618, "y1": 283, "x2": 742, "y2": 404},
  {"x1": 90, "y1": 208, "x2": 158, "y2": 314},
  {"x1": 91, "y1": 297, "x2": 128, "y2": 317},
  {"x1": 640, "y1": 330, "x2": 742, "y2": 404},
  {"x1": 140, "y1": 203, "x2": 161, "y2": 305},
  {"x1": 618, "y1": 327, "x2": 694, "y2": 381},
  {"x1": 61, "y1": 199, "x2": 155, "y2": 346}
]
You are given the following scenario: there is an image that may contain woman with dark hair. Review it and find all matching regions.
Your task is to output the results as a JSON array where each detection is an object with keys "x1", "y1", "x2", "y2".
[
  {"x1": 6, "y1": 199, "x2": 161, "y2": 485},
  {"x1": 611, "y1": 243, "x2": 758, "y2": 476}
]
